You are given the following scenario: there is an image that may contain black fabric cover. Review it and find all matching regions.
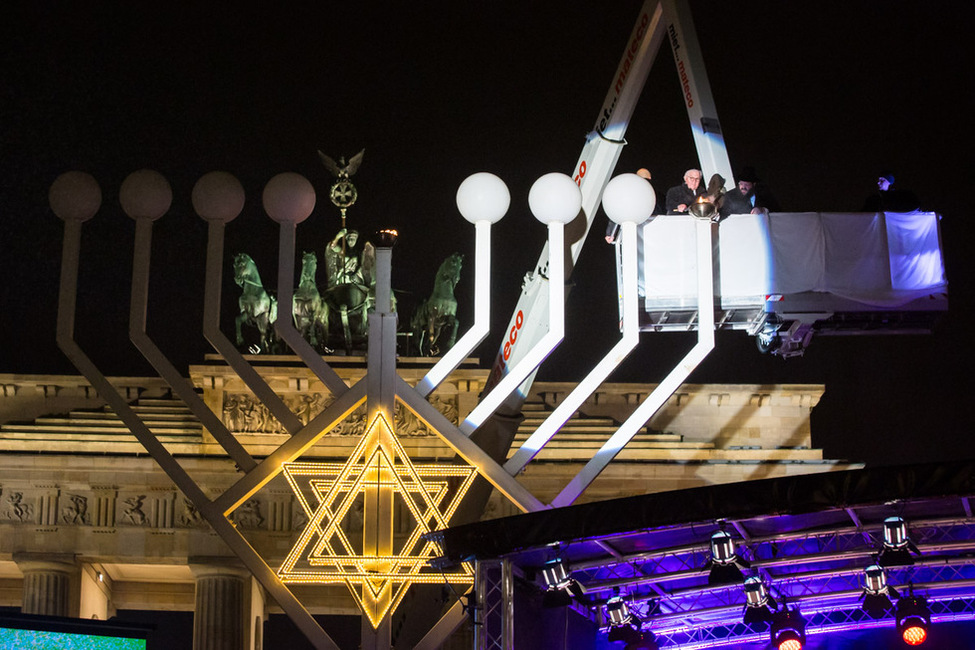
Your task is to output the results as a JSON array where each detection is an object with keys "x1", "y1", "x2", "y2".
[{"x1": 428, "y1": 461, "x2": 975, "y2": 564}]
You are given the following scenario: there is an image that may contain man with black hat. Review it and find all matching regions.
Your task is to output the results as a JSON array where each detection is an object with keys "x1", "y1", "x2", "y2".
[
  {"x1": 861, "y1": 171, "x2": 920, "y2": 212},
  {"x1": 719, "y1": 167, "x2": 780, "y2": 218}
]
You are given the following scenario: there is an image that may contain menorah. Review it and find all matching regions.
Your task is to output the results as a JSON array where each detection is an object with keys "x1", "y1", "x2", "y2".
[{"x1": 48, "y1": 166, "x2": 716, "y2": 649}]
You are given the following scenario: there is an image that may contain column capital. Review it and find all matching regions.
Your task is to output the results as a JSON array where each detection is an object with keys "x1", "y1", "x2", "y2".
[
  {"x1": 13, "y1": 552, "x2": 78, "y2": 574},
  {"x1": 188, "y1": 557, "x2": 251, "y2": 581}
]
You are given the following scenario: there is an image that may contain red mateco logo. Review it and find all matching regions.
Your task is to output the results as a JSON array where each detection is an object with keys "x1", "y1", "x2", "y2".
[
  {"x1": 489, "y1": 309, "x2": 525, "y2": 384},
  {"x1": 574, "y1": 161, "x2": 587, "y2": 186},
  {"x1": 503, "y1": 310, "x2": 525, "y2": 361}
]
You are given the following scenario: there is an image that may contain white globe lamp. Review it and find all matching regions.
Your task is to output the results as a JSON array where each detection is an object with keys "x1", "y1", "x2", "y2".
[
  {"x1": 49, "y1": 171, "x2": 102, "y2": 222},
  {"x1": 528, "y1": 173, "x2": 582, "y2": 224},
  {"x1": 456, "y1": 172, "x2": 510, "y2": 224},
  {"x1": 119, "y1": 169, "x2": 172, "y2": 221},
  {"x1": 192, "y1": 171, "x2": 245, "y2": 223},
  {"x1": 602, "y1": 173, "x2": 656, "y2": 224},
  {"x1": 262, "y1": 173, "x2": 316, "y2": 225}
]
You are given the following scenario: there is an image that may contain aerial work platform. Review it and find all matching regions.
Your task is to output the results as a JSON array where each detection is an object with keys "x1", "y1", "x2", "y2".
[{"x1": 629, "y1": 210, "x2": 948, "y2": 356}]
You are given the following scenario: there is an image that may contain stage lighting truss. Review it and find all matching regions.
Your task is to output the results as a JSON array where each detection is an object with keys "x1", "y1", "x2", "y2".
[{"x1": 546, "y1": 512, "x2": 975, "y2": 648}]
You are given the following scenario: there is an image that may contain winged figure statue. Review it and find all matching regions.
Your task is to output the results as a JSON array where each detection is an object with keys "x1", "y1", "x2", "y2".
[{"x1": 318, "y1": 149, "x2": 365, "y2": 179}]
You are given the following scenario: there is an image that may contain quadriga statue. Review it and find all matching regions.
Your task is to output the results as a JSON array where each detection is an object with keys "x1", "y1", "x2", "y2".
[
  {"x1": 293, "y1": 251, "x2": 327, "y2": 349},
  {"x1": 233, "y1": 253, "x2": 279, "y2": 354},
  {"x1": 411, "y1": 252, "x2": 463, "y2": 356}
]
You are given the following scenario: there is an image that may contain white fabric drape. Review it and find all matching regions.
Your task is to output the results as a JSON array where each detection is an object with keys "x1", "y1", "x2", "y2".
[{"x1": 639, "y1": 211, "x2": 946, "y2": 309}]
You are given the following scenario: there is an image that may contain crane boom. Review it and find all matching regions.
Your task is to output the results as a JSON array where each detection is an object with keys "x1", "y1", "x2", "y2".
[{"x1": 482, "y1": 0, "x2": 732, "y2": 419}]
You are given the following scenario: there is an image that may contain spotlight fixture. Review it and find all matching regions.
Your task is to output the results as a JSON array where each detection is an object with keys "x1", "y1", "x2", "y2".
[
  {"x1": 711, "y1": 530, "x2": 735, "y2": 563},
  {"x1": 769, "y1": 608, "x2": 806, "y2": 650},
  {"x1": 878, "y1": 516, "x2": 920, "y2": 567},
  {"x1": 607, "y1": 594, "x2": 633, "y2": 627},
  {"x1": 542, "y1": 558, "x2": 571, "y2": 591},
  {"x1": 860, "y1": 563, "x2": 899, "y2": 618},
  {"x1": 540, "y1": 558, "x2": 585, "y2": 607},
  {"x1": 896, "y1": 594, "x2": 930, "y2": 646},
  {"x1": 707, "y1": 530, "x2": 750, "y2": 586},
  {"x1": 743, "y1": 575, "x2": 778, "y2": 625},
  {"x1": 605, "y1": 593, "x2": 657, "y2": 647}
]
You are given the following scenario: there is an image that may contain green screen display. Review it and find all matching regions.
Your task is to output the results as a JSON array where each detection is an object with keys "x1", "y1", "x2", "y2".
[{"x1": 0, "y1": 627, "x2": 147, "y2": 650}]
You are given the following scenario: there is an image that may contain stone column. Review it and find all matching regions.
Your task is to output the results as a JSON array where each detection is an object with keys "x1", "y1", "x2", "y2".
[
  {"x1": 190, "y1": 559, "x2": 252, "y2": 650},
  {"x1": 14, "y1": 553, "x2": 79, "y2": 617}
]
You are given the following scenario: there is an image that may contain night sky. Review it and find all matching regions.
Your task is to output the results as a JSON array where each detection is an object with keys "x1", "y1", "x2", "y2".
[{"x1": 2, "y1": 2, "x2": 973, "y2": 468}]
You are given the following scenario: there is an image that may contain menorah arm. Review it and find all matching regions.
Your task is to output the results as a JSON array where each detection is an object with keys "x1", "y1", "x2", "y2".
[
  {"x1": 551, "y1": 218, "x2": 716, "y2": 507},
  {"x1": 200, "y1": 511, "x2": 343, "y2": 650},
  {"x1": 459, "y1": 222, "x2": 568, "y2": 436},
  {"x1": 417, "y1": 221, "x2": 492, "y2": 397},
  {"x1": 129, "y1": 216, "x2": 256, "y2": 471},
  {"x1": 505, "y1": 220, "x2": 642, "y2": 475}
]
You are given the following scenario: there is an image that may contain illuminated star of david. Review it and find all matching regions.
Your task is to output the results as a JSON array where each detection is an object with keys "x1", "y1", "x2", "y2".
[{"x1": 279, "y1": 411, "x2": 476, "y2": 627}]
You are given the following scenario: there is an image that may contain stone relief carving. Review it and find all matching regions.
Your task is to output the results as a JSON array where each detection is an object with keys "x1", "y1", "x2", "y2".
[
  {"x1": 433, "y1": 396, "x2": 459, "y2": 426},
  {"x1": 0, "y1": 489, "x2": 273, "y2": 532},
  {"x1": 223, "y1": 393, "x2": 458, "y2": 436},
  {"x1": 61, "y1": 494, "x2": 91, "y2": 525},
  {"x1": 122, "y1": 495, "x2": 149, "y2": 526},
  {"x1": 235, "y1": 499, "x2": 265, "y2": 529},
  {"x1": 1, "y1": 491, "x2": 34, "y2": 523},
  {"x1": 176, "y1": 496, "x2": 205, "y2": 528},
  {"x1": 294, "y1": 393, "x2": 327, "y2": 426},
  {"x1": 326, "y1": 407, "x2": 366, "y2": 436},
  {"x1": 394, "y1": 405, "x2": 429, "y2": 437}
]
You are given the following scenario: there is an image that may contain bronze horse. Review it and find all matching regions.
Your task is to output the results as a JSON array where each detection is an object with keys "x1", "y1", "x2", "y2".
[
  {"x1": 293, "y1": 252, "x2": 327, "y2": 348},
  {"x1": 233, "y1": 253, "x2": 279, "y2": 353},
  {"x1": 411, "y1": 252, "x2": 463, "y2": 356}
]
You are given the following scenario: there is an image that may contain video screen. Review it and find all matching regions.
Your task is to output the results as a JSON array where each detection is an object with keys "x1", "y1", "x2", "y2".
[{"x1": 0, "y1": 614, "x2": 150, "y2": 650}]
